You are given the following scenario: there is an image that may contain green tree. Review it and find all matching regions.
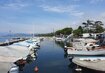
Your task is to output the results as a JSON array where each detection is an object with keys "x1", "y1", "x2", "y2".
[
  {"x1": 73, "y1": 26, "x2": 83, "y2": 37},
  {"x1": 82, "y1": 20, "x2": 94, "y2": 33},
  {"x1": 94, "y1": 21, "x2": 104, "y2": 33},
  {"x1": 55, "y1": 27, "x2": 73, "y2": 35},
  {"x1": 95, "y1": 25, "x2": 104, "y2": 33},
  {"x1": 82, "y1": 20, "x2": 104, "y2": 33}
]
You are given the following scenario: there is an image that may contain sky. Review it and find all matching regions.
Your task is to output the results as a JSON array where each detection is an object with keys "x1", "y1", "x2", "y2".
[{"x1": 0, "y1": 0, "x2": 105, "y2": 33}]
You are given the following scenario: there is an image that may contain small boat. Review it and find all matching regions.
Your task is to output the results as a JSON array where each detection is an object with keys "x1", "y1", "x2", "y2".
[
  {"x1": 67, "y1": 49, "x2": 105, "y2": 56},
  {"x1": 14, "y1": 38, "x2": 40, "y2": 49},
  {"x1": 66, "y1": 38, "x2": 105, "y2": 56},
  {"x1": 72, "y1": 57, "x2": 105, "y2": 72},
  {"x1": 55, "y1": 37, "x2": 64, "y2": 42},
  {"x1": 75, "y1": 65, "x2": 82, "y2": 71},
  {"x1": 8, "y1": 65, "x2": 19, "y2": 73}
]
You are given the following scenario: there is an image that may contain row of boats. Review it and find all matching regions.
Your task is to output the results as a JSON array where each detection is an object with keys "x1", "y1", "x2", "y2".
[
  {"x1": 7, "y1": 37, "x2": 43, "y2": 73},
  {"x1": 55, "y1": 33, "x2": 105, "y2": 72}
]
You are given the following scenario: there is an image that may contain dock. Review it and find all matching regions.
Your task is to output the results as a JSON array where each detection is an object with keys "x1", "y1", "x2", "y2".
[
  {"x1": 72, "y1": 57, "x2": 105, "y2": 71},
  {"x1": 0, "y1": 45, "x2": 29, "y2": 73},
  {"x1": 0, "y1": 62, "x2": 13, "y2": 73}
]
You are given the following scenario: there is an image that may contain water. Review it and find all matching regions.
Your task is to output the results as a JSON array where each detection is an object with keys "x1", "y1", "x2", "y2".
[
  {"x1": 0, "y1": 34, "x2": 32, "y2": 42},
  {"x1": 21, "y1": 39, "x2": 72, "y2": 73},
  {"x1": 0, "y1": 37, "x2": 11, "y2": 42},
  {"x1": 21, "y1": 39, "x2": 104, "y2": 73}
]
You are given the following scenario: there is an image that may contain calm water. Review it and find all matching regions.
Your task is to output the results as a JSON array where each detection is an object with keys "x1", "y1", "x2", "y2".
[
  {"x1": 21, "y1": 39, "x2": 72, "y2": 73},
  {"x1": 0, "y1": 37, "x2": 11, "y2": 42},
  {"x1": 21, "y1": 39, "x2": 103, "y2": 73}
]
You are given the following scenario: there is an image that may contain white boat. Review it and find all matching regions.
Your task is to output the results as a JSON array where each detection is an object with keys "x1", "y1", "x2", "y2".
[
  {"x1": 66, "y1": 38, "x2": 105, "y2": 56},
  {"x1": 55, "y1": 37, "x2": 65, "y2": 42},
  {"x1": 8, "y1": 65, "x2": 19, "y2": 73},
  {"x1": 14, "y1": 38, "x2": 40, "y2": 49},
  {"x1": 72, "y1": 57, "x2": 105, "y2": 71},
  {"x1": 67, "y1": 49, "x2": 105, "y2": 55}
]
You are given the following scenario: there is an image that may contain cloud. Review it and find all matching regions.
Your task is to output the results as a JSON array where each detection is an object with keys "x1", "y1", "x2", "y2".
[
  {"x1": 0, "y1": 0, "x2": 30, "y2": 10},
  {"x1": 39, "y1": 5, "x2": 84, "y2": 17},
  {"x1": 2, "y1": 3, "x2": 28, "y2": 9},
  {"x1": 101, "y1": 12, "x2": 105, "y2": 18},
  {"x1": 90, "y1": 0, "x2": 104, "y2": 4}
]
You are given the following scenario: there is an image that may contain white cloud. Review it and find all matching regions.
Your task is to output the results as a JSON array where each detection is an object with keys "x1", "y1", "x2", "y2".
[
  {"x1": 2, "y1": 3, "x2": 28, "y2": 9},
  {"x1": 101, "y1": 12, "x2": 105, "y2": 18},
  {"x1": 90, "y1": 0, "x2": 104, "y2": 4},
  {"x1": 0, "y1": 0, "x2": 30, "y2": 10},
  {"x1": 39, "y1": 5, "x2": 84, "y2": 17}
]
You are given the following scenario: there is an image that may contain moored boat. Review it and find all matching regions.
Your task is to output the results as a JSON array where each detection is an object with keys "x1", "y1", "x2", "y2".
[
  {"x1": 66, "y1": 38, "x2": 105, "y2": 56},
  {"x1": 72, "y1": 57, "x2": 105, "y2": 72}
]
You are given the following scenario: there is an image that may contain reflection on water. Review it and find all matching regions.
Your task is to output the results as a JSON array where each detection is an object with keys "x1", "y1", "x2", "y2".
[
  {"x1": 54, "y1": 40, "x2": 105, "y2": 73},
  {"x1": 20, "y1": 39, "x2": 104, "y2": 73},
  {"x1": 55, "y1": 41, "x2": 68, "y2": 58}
]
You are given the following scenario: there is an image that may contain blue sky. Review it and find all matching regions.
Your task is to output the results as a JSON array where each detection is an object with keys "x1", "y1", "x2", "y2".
[{"x1": 0, "y1": 0, "x2": 105, "y2": 33}]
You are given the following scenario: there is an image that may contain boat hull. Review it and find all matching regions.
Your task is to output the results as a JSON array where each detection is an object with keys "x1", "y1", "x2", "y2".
[{"x1": 67, "y1": 49, "x2": 105, "y2": 56}]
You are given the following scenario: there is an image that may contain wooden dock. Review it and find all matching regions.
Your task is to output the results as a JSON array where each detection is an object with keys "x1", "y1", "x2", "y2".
[{"x1": 72, "y1": 57, "x2": 105, "y2": 71}]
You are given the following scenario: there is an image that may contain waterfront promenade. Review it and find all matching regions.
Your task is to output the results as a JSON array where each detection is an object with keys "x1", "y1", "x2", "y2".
[{"x1": 0, "y1": 62, "x2": 13, "y2": 73}]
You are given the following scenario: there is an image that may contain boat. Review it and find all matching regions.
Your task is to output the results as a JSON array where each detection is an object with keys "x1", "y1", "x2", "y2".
[
  {"x1": 8, "y1": 65, "x2": 19, "y2": 73},
  {"x1": 55, "y1": 37, "x2": 65, "y2": 42},
  {"x1": 72, "y1": 57, "x2": 105, "y2": 72},
  {"x1": 67, "y1": 49, "x2": 105, "y2": 56},
  {"x1": 14, "y1": 38, "x2": 40, "y2": 49},
  {"x1": 66, "y1": 38, "x2": 105, "y2": 56},
  {"x1": 75, "y1": 65, "x2": 82, "y2": 71}
]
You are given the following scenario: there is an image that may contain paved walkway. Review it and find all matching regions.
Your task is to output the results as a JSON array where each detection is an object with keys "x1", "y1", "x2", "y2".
[{"x1": 0, "y1": 62, "x2": 13, "y2": 73}]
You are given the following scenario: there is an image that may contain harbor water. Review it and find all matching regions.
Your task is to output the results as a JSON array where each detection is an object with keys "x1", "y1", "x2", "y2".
[
  {"x1": 0, "y1": 37, "x2": 11, "y2": 42},
  {"x1": 21, "y1": 38, "x2": 72, "y2": 73},
  {"x1": 20, "y1": 38, "x2": 104, "y2": 73}
]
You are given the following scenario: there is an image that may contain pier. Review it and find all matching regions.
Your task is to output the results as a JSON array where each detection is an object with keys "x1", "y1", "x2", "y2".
[
  {"x1": 0, "y1": 38, "x2": 28, "y2": 46},
  {"x1": 0, "y1": 62, "x2": 13, "y2": 73}
]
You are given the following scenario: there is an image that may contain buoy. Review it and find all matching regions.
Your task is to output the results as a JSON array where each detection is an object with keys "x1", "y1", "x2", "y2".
[
  {"x1": 75, "y1": 68, "x2": 82, "y2": 71},
  {"x1": 34, "y1": 66, "x2": 39, "y2": 72},
  {"x1": 75, "y1": 66, "x2": 82, "y2": 71}
]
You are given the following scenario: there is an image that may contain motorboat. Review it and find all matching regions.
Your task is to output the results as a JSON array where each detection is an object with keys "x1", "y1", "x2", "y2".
[
  {"x1": 8, "y1": 65, "x2": 19, "y2": 73},
  {"x1": 72, "y1": 57, "x2": 105, "y2": 71},
  {"x1": 13, "y1": 38, "x2": 40, "y2": 49},
  {"x1": 55, "y1": 37, "x2": 64, "y2": 42},
  {"x1": 66, "y1": 38, "x2": 105, "y2": 56}
]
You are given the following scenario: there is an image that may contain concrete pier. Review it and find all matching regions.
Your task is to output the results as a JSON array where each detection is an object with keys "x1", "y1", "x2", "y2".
[
  {"x1": 72, "y1": 57, "x2": 105, "y2": 71},
  {"x1": 0, "y1": 62, "x2": 13, "y2": 73},
  {"x1": 0, "y1": 44, "x2": 29, "y2": 73},
  {"x1": 0, "y1": 38, "x2": 28, "y2": 46}
]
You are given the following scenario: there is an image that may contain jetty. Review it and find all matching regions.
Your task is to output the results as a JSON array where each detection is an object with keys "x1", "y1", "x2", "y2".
[
  {"x1": 0, "y1": 37, "x2": 41, "y2": 73},
  {"x1": 0, "y1": 38, "x2": 28, "y2": 46},
  {"x1": 72, "y1": 57, "x2": 105, "y2": 71},
  {"x1": 0, "y1": 62, "x2": 13, "y2": 73}
]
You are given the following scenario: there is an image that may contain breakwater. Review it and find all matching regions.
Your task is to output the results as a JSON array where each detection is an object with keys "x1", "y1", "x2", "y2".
[{"x1": 0, "y1": 38, "x2": 28, "y2": 46}]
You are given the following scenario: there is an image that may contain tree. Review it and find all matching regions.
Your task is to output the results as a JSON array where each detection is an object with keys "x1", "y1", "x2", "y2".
[
  {"x1": 55, "y1": 27, "x2": 73, "y2": 35},
  {"x1": 82, "y1": 20, "x2": 94, "y2": 33},
  {"x1": 73, "y1": 26, "x2": 83, "y2": 37},
  {"x1": 95, "y1": 25, "x2": 104, "y2": 33},
  {"x1": 82, "y1": 20, "x2": 104, "y2": 33},
  {"x1": 94, "y1": 21, "x2": 104, "y2": 33}
]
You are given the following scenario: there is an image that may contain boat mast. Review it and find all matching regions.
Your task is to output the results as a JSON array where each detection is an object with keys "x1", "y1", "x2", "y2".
[{"x1": 32, "y1": 24, "x2": 35, "y2": 38}]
